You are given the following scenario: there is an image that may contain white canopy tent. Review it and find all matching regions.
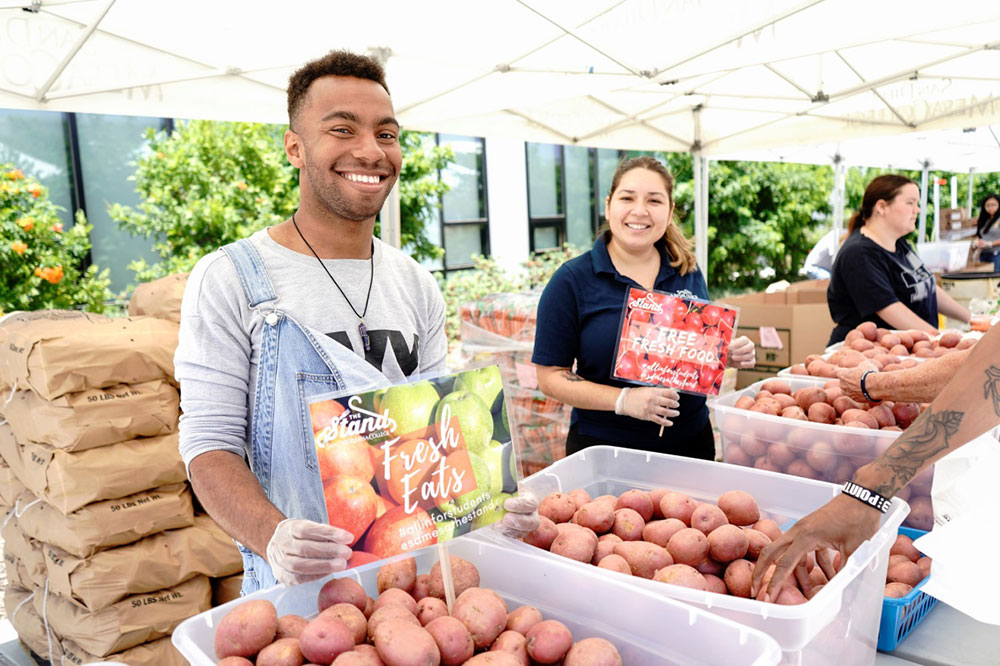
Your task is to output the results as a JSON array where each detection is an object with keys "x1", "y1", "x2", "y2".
[{"x1": 2, "y1": 0, "x2": 999, "y2": 272}]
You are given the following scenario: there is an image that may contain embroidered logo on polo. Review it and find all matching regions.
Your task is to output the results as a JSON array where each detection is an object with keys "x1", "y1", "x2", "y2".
[{"x1": 326, "y1": 330, "x2": 419, "y2": 376}]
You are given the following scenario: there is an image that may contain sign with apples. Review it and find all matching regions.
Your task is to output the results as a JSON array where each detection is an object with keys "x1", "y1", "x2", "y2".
[
  {"x1": 612, "y1": 288, "x2": 739, "y2": 396},
  {"x1": 307, "y1": 366, "x2": 519, "y2": 565}
]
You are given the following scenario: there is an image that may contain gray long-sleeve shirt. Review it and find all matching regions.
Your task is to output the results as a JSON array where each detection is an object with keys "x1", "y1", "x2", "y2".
[{"x1": 174, "y1": 228, "x2": 447, "y2": 472}]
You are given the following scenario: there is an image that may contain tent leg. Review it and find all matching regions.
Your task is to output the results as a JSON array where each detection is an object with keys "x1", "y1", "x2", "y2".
[
  {"x1": 693, "y1": 151, "x2": 709, "y2": 277},
  {"x1": 918, "y1": 163, "x2": 930, "y2": 242},
  {"x1": 379, "y1": 182, "x2": 401, "y2": 248},
  {"x1": 831, "y1": 157, "x2": 846, "y2": 256},
  {"x1": 968, "y1": 168, "x2": 975, "y2": 213}
]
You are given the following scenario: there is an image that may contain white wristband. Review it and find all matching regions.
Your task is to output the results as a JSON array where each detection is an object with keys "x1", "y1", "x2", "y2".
[{"x1": 615, "y1": 387, "x2": 630, "y2": 415}]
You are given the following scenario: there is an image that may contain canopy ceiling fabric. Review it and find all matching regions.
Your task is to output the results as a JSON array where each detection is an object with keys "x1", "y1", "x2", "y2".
[{"x1": 1, "y1": 0, "x2": 999, "y2": 158}]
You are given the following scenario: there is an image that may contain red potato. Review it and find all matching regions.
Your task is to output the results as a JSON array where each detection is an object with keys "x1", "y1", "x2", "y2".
[
  {"x1": 367, "y1": 606, "x2": 422, "y2": 642},
  {"x1": 880, "y1": 334, "x2": 901, "y2": 349},
  {"x1": 653, "y1": 564, "x2": 708, "y2": 591},
  {"x1": 564, "y1": 637, "x2": 623, "y2": 666},
  {"x1": 840, "y1": 409, "x2": 879, "y2": 430},
  {"x1": 786, "y1": 459, "x2": 821, "y2": 480},
  {"x1": 429, "y1": 556, "x2": 481, "y2": 600},
  {"x1": 807, "y1": 402, "x2": 836, "y2": 424},
  {"x1": 320, "y1": 603, "x2": 368, "y2": 645},
  {"x1": 888, "y1": 554, "x2": 911, "y2": 569},
  {"x1": 807, "y1": 360, "x2": 838, "y2": 378},
  {"x1": 766, "y1": 442, "x2": 797, "y2": 467},
  {"x1": 824, "y1": 386, "x2": 843, "y2": 403},
  {"x1": 611, "y1": 508, "x2": 645, "y2": 540},
  {"x1": 889, "y1": 345, "x2": 909, "y2": 357},
  {"x1": 506, "y1": 605, "x2": 543, "y2": 635},
  {"x1": 752, "y1": 519, "x2": 782, "y2": 542},
  {"x1": 918, "y1": 556, "x2": 932, "y2": 577},
  {"x1": 716, "y1": 490, "x2": 760, "y2": 526},
  {"x1": 256, "y1": 638, "x2": 305, "y2": 666},
  {"x1": 805, "y1": 441, "x2": 838, "y2": 473},
  {"x1": 753, "y1": 456, "x2": 782, "y2": 473},
  {"x1": 377, "y1": 557, "x2": 417, "y2": 594},
  {"x1": 591, "y1": 494, "x2": 620, "y2": 508},
  {"x1": 794, "y1": 387, "x2": 828, "y2": 411},
  {"x1": 757, "y1": 390, "x2": 775, "y2": 400},
  {"x1": 215, "y1": 599, "x2": 279, "y2": 659},
  {"x1": 525, "y1": 620, "x2": 573, "y2": 665},
  {"x1": 217, "y1": 658, "x2": 255, "y2": 666},
  {"x1": 775, "y1": 586, "x2": 808, "y2": 606},
  {"x1": 616, "y1": 489, "x2": 654, "y2": 521},
  {"x1": 300, "y1": 615, "x2": 355, "y2": 665},
  {"x1": 907, "y1": 497, "x2": 934, "y2": 531},
  {"x1": 695, "y1": 558, "x2": 724, "y2": 576},
  {"x1": 891, "y1": 403, "x2": 921, "y2": 428},
  {"x1": 453, "y1": 588, "x2": 508, "y2": 650},
  {"x1": 938, "y1": 331, "x2": 961, "y2": 348},
  {"x1": 464, "y1": 654, "x2": 521, "y2": 666},
  {"x1": 761, "y1": 379, "x2": 792, "y2": 394},
  {"x1": 957, "y1": 337, "x2": 977, "y2": 350},
  {"x1": 849, "y1": 338, "x2": 875, "y2": 352},
  {"x1": 707, "y1": 524, "x2": 749, "y2": 562},
  {"x1": 832, "y1": 395, "x2": 863, "y2": 416},
  {"x1": 885, "y1": 582, "x2": 914, "y2": 598},
  {"x1": 416, "y1": 597, "x2": 449, "y2": 627},
  {"x1": 611, "y1": 541, "x2": 672, "y2": 579},
  {"x1": 550, "y1": 524, "x2": 598, "y2": 563},
  {"x1": 704, "y1": 574, "x2": 728, "y2": 595},
  {"x1": 750, "y1": 398, "x2": 782, "y2": 416},
  {"x1": 804, "y1": 354, "x2": 823, "y2": 366},
  {"x1": 592, "y1": 533, "x2": 623, "y2": 564},
  {"x1": 425, "y1": 616, "x2": 474, "y2": 666},
  {"x1": 364, "y1": 596, "x2": 375, "y2": 619},
  {"x1": 568, "y1": 488, "x2": 592, "y2": 510},
  {"x1": 648, "y1": 488, "x2": 671, "y2": 518},
  {"x1": 491, "y1": 631, "x2": 529, "y2": 664},
  {"x1": 665, "y1": 528, "x2": 710, "y2": 567},
  {"x1": 857, "y1": 322, "x2": 878, "y2": 340},
  {"x1": 412, "y1": 574, "x2": 430, "y2": 601},
  {"x1": 572, "y1": 501, "x2": 615, "y2": 533},
  {"x1": 887, "y1": 561, "x2": 924, "y2": 587},
  {"x1": 740, "y1": 434, "x2": 767, "y2": 458},
  {"x1": 373, "y1": 587, "x2": 417, "y2": 615},
  {"x1": 642, "y1": 518, "x2": 687, "y2": 547},
  {"x1": 773, "y1": 393, "x2": 798, "y2": 409},
  {"x1": 789, "y1": 364, "x2": 809, "y2": 375},
  {"x1": 373, "y1": 619, "x2": 441, "y2": 666},
  {"x1": 523, "y1": 516, "x2": 558, "y2": 550},
  {"x1": 743, "y1": 529, "x2": 771, "y2": 559},
  {"x1": 597, "y1": 553, "x2": 632, "y2": 575},
  {"x1": 914, "y1": 347, "x2": 935, "y2": 358},
  {"x1": 868, "y1": 405, "x2": 896, "y2": 428},
  {"x1": 659, "y1": 492, "x2": 697, "y2": 526},
  {"x1": 723, "y1": 559, "x2": 754, "y2": 597},
  {"x1": 890, "y1": 534, "x2": 921, "y2": 562},
  {"x1": 319, "y1": 578, "x2": 367, "y2": 613},
  {"x1": 690, "y1": 503, "x2": 728, "y2": 535},
  {"x1": 539, "y1": 493, "x2": 577, "y2": 523},
  {"x1": 276, "y1": 614, "x2": 309, "y2": 640},
  {"x1": 828, "y1": 349, "x2": 866, "y2": 368},
  {"x1": 780, "y1": 405, "x2": 807, "y2": 420}
]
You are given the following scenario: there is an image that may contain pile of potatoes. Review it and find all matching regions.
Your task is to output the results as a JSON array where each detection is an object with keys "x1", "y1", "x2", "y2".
[
  {"x1": 788, "y1": 323, "x2": 975, "y2": 378},
  {"x1": 213, "y1": 556, "x2": 622, "y2": 666},
  {"x1": 720, "y1": 378, "x2": 934, "y2": 531},
  {"x1": 523, "y1": 487, "x2": 828, "y2": 605},
  {"x1": 885, "y1": 533, "x2": 932, "y2": 599}
]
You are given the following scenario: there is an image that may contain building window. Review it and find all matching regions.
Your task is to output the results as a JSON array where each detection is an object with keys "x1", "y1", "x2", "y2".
[
  {"x1": 0, "y1": 109, "x2": 75, "y2": 228},
  {"x1": 438, "y1": 134, "x2": 488, "y2": 272},
  {"x1": 525, "y1": 142, "x2": 565, "y2": 252}
]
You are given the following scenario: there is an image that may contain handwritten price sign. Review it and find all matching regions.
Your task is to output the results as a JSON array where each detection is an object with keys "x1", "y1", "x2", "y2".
[
  {"x1": 307, "y1": 366, "x2": 518, "y2": 563},
  {"x1": 612, "y1": 289, "x2": 739, "y2": 396}
]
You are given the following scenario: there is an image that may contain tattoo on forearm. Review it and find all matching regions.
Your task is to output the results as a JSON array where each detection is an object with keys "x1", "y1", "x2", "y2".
[
  {"x1": 871, "y1": 407, "x2": 963, "y2": 497},
  {"x1": 984, "y1": 366, "x2": 1000, "y2": 417},
  {"x1": 560, "y1": 370, "x2": 584, "y2": 382}
]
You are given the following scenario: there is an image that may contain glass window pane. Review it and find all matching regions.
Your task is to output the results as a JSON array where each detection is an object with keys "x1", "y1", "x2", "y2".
[
  {"x1": 444, "y1": 225, "x2": 483, "y2": 268},
  {"x1": 564, "y1": 145, "x2": 592, "y2": 248},
  {"x1": 596, "y1": 148, "x2": 620, "y2": 204},
  {"x1": 533, "y1": 226, "x2": 558, "y2": 251},
  {"x1": 440, "y1": 134, "x2": 483, "y2": 221},
  {"x1": 0, "y1": 109, "x2": 74, "y2": 227},
  {"x1": 527, "y1": 143, "x2": 562, "y2": 217},
  {"x1": 75, "y1": 113, "x2": 163, "y2": 293}
]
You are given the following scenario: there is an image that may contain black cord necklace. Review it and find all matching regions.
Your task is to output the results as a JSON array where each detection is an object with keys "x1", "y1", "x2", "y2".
[{"x1": 292, "y1": 212, "x2": 374, "y2": 351}]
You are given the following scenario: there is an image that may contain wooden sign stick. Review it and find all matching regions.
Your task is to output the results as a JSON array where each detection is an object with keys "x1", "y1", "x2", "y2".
[{"x1": 436, "y1": 542, "x2": 456, "y2": 613}]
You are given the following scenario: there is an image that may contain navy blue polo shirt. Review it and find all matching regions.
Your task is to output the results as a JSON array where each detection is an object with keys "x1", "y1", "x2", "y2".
[{"x1": 532, "y1": 237, "x2": 711, "y2": 447}]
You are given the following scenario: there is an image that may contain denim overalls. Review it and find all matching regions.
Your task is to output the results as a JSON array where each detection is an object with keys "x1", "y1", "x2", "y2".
[{"x1": 221, "y1": 238, "x2": 389, "y2": 594}]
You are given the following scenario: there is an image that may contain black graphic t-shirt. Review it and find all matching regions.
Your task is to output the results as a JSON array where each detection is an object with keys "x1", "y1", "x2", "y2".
[{"x1": 827, "y1": 230, "x2": 938, "y2": 344}]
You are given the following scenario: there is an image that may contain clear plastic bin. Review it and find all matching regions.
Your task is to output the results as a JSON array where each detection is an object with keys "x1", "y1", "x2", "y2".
[
  {"x1": 711, "y1": 377, "x2": 933, "y2": 531},
  {"x1": 172, "y1": 536, "x2": 782, "y2": 666},
  {"x1": 479, "y1": 446, "x2": 908, "y2": 666},
  {"x1": 917, "y1": 241, "x2": 971, "y2": 272}
]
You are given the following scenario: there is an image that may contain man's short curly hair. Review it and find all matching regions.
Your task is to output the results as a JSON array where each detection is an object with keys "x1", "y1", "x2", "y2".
[{"x1": 287, "y1": 50, "x2": 389, "y2": 128}]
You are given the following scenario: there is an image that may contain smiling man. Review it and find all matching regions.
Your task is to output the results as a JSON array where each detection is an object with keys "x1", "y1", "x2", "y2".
[{"x1": 173, "y1": 51, "x2": 451, "y2": 593}]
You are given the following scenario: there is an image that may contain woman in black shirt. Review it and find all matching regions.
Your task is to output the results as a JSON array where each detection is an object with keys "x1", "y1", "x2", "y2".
[
  {"x1": 974, "y1": 194, "x2": 1000, "y2": 270},
  {"x1": 827, "y1": 175, "x2": 971, "y2": 345}
]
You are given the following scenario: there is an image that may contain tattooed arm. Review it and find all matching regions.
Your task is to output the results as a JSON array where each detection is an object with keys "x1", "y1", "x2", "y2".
[{"x1": 753, "y1": 324, "x2": 1000, "y2": 599}]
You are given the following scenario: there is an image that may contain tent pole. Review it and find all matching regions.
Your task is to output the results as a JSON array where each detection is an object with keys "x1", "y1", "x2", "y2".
[
  {"x1": 968, "y1": 168, "x2": 975, "y2": 213},
  {"x1": 932, "y1": 179, "x2": 941, "y2": 242},
  {"x1": 701, "y1": 156, "x2": 710, "y2": 279},
  {"x1": 693, "y1": 151, "x2": 708, "y2": 277},
  {"x1": 34, "y1": 0, "x2": 117, "y2": 102},
  {"x1": 379, "y1": 182, "x2": 401, "y2": 249},
  {"x1": 918, "y1": 162, "x2": 930, "y2": 242},
  {"x1": 831, "y1": 156, "x2": 845, "y2": 256}
]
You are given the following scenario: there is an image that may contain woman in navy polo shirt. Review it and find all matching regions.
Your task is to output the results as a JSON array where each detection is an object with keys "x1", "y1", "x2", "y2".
[
  {"x1": 826, "y1": 174, "x2": 971, "y2": 345},
  {"x1": 532, "y1": 156, "x2": 756, "y2": 458}
]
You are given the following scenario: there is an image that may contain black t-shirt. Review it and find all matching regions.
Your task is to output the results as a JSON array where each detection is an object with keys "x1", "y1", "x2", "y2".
[{"x1": 826, "y1": 231, "x2": 937, "y2": 344}]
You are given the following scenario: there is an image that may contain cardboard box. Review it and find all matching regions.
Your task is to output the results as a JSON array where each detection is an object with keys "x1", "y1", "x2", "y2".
[{"x1": 720, "y1": 282, "x2": 834, "y2": 388}]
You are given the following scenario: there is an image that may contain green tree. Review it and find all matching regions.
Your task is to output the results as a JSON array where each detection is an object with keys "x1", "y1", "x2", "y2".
[
  {"x1": 0, "y1": 165, "x2": 111, "y2": 313},
  {"x1": 112, "y1": 123, "x2": 455, "y2": 284}
]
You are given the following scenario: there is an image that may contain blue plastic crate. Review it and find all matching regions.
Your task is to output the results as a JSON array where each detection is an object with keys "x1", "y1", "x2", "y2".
[{"x1": 877, "y1": 526, "x2": 939, "y2": 651}]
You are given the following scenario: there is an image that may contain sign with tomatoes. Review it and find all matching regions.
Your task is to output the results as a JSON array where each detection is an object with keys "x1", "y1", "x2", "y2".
[
  {"x1": 306, "y1": 366, "x2": 519, "y2": 565},
  {"x1": 612, "y1": 289, "x2": 739, "y2": 396}
]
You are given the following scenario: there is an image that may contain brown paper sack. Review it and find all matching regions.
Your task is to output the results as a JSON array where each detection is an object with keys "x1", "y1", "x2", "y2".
[
  {"x1": 0, "y1": 452, "x2": 25, "y2": 509},
  {"x1": 4, "y1": 585, "x2": 64, "y2": 662},
  {"x1": 4, "y1": 379, "x2": 179, "y2": 451},
  {"x1": 2, "y1": 513, "x2": 46, "y2": 589},
  {"x1": 212, "y1": 573, "x2": 244, "y2": 607},
  {"x1": 0, "y1": 427, "x2": 185, "y2": 514},
  {"x1": 16, "y1": 484, "x2": 194, "y2": 559},
  {"x1": 45, "y1": 514, "x2": 242, "y2": 611},
  {"x1": 34, "y1": 574, "x2": 211, "y2": 657},
  {"x1": 0, "y1": 310, "x2": 178, "y2": 400},
  {"x1": 127, "y1": 272, "x2": 189, "y2": 323},
  {"x1": 61, "y1": 636, "x2": 188, "y2": 666}
]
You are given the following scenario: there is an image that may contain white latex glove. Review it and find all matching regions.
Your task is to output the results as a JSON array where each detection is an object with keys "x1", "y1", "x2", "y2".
[
  {"x1": 727, "y1": 336, "x2": 756, "y2": 369},
  {"x1": 495, "y1": 492, "x2": 539, "y2": 539},
  {"x1": 615, "y1": 386, "x2": 680, "y2": 427},
  {"x1": 265, "y1": 518, "x2": 353, "y2": 587}
]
